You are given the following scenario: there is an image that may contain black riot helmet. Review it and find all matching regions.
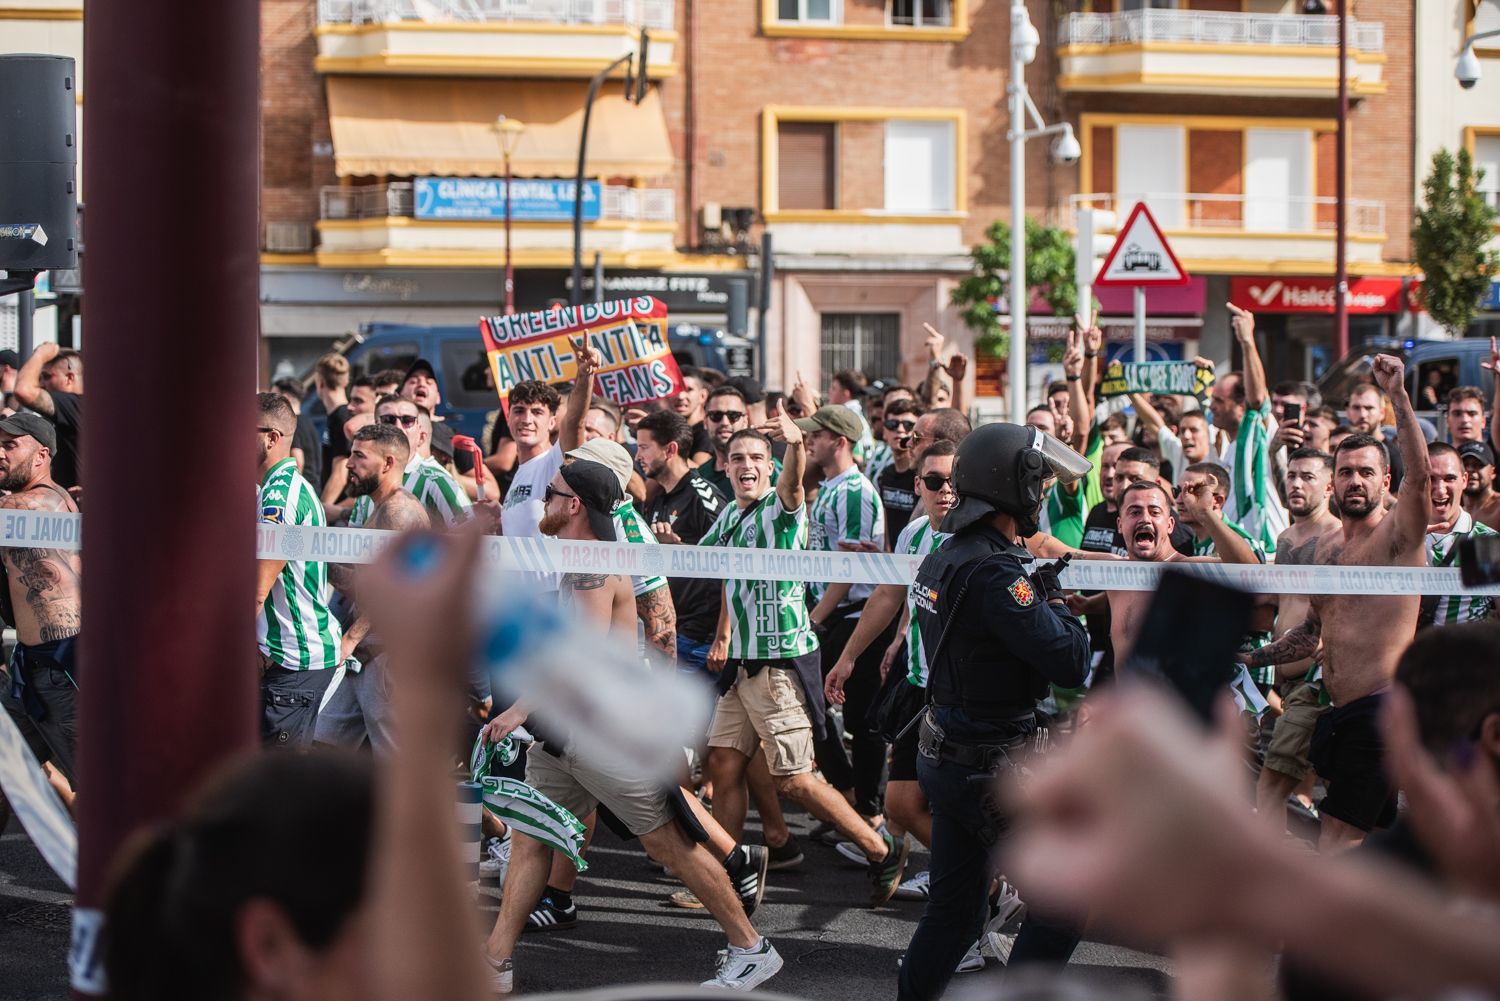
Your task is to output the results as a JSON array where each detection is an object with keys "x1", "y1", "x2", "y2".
[{"x1": 942, "y1": 422, "x2": 1092, "y2": 536}]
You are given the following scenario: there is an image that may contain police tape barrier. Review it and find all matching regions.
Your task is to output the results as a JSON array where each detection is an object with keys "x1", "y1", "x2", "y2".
[{"x1": 0, "y1": 509, "x2": 1495, "y2": 596}]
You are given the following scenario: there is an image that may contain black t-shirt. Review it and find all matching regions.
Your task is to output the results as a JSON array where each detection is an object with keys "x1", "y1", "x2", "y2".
[
  {"x1": 46, "y1": 390, "x2": 82, "y2": 490},
  {"x1": 1080, "y1": 502, "x2": 1194, "y2": 558},
  {"x1": 878, "y1": 463, "x2": 918, "y2": 549},
  {"x1": 689, "y1": 422, "x2": 714, "y2": 462},
  {"x1": 293, "y1": 413, "x2": 323, "y2": 492},
  {"x1": 643, "y1": 470, "x2": 727, "y2": 643},
  {"x1": 321, "y1": 403, "x2": 351, "y2": 487}
]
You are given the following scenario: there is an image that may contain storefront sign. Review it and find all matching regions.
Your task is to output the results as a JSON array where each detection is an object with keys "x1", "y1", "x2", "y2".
[
  {"x1": 566, "y1": 272, "x2": 749, "y2": 313},
  {"x1": 414, "y1": 178, "x2": 601, "y2": 222},
  {"x1": 480, "y1": 297, "x2": 685, "y2": 408},
  {"x1": 1229, "y1": 276, "x2": 1407, "y2": 315}
]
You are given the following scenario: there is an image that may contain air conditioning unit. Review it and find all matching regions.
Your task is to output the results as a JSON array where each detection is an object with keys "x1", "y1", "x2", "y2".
[
  {"x1": 265, "y1": 222, "x2": 314, "y2": 253},
  {"x1": 700, "y1": 202, "x2": 723, "y2": 232}
]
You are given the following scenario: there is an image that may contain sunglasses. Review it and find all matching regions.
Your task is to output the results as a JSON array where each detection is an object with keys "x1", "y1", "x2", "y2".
[
  {"x1": 706, "y1": 410, "x2": 747, "y2": 423},
  {"x1": 919, "y1": 473, "x2": 953, "y2": 492},
  {"x1": 378, "y1": 413, "x2": 419, "y2": 428},
  {"x1": 884, "y1": 419, "x2": 916, "y2": 432},
  {"x1": 543, "y1": 485, "x2": 576, "y2": 503}
]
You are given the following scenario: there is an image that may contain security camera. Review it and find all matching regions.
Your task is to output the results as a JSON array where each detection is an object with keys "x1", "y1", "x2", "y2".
[
  {"x1": 1456, "y1": 44, "x2": 1481, "y2": 89},
  {"x1": 1053, "y1": 126, "x2": 1082, "y2": 165}
]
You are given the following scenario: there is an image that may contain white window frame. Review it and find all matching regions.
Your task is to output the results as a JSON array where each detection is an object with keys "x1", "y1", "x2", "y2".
[
  {"x1": 883, "y1": 119, "x2": 956, "y2": 213},
  {"x1": 776, "y1": 0, "x2": 842, "y2": 24},
  {"x1": 887, "y1": 0, "x2": 953, "y2": 28}
]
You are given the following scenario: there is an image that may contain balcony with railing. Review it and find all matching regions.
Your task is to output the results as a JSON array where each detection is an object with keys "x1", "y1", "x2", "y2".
[
  {"x1": 315, "y1": 182, "x2": 679, "y2": 268},
  {"x1": 1056, "y1": 10, "x2": 1385, "y2": 98},
  {"x1": 315, "y1": 0, "x2": 676, "y2": 78},
  {"x1": 1070, "y1": 192, "x2": 1388, "y2": 271}
]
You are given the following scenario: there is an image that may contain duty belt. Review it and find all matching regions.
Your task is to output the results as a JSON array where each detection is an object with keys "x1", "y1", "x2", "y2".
[{"x1": 917, "y1": 708, "x2": 1031, "y2": 771}]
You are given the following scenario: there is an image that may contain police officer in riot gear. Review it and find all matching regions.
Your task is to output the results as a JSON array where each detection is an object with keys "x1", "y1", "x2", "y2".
[{"x1": 897, "y1": 422, "x2": 1092, "y2": 1001}]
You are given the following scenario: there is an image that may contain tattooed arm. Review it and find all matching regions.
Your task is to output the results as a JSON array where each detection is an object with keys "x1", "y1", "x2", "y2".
[
  {"x1": 636, "y1": 584, "x2": 677, "y2": 667},
  {"x1": 335, "y1": 492, "x2": 430, "y2": 658},
  {"x1": 0, "y1": 488, "x2": 82, "y2": 643},
  {"x1": 1240, "y1": 608, "x2": 1321, "y2": 673}
]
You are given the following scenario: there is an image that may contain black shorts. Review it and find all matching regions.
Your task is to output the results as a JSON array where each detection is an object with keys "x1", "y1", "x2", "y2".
[
  {"x1": 1308, "y1": 691, "x2": 1396, "y2": 832},
  {"x1": 887, "y1": 679, "x2": 928, "y2": 783}
]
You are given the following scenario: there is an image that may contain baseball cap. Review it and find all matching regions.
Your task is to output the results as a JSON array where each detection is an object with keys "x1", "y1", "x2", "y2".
[
  {"x1": 559, "y1": 459, "x2": 622, "y2": 542},
  {"x1": 794, "y1": 404, "x2": 864, "y2": 444},
  {"x1": 566, "y1": 437, "x2": 634, "y2": 494},
  {"x1": 402, "y1": 358, "x2": 437, "y2": 385},
  {"x1": 0, "y1": 412, "x2": 56, "y2": 453},
  {"x1": 0, "y1": 350, "x2": 19, "y2": 370},
  {"x1": 429, "y1": 420, "x2": 455, "y2": 458},
  {"x1": 1458, "y1": 440, "x2": 1496, "y2": 467}
]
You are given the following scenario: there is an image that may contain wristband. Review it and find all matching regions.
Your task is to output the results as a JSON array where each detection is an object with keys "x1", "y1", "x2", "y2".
[
  {"x1": 1066, "y1": 374, "x2": 1081, "y2": 382},
  {"x1": 1085, "y1": 351, "x2": 1099, "y2": 358}
]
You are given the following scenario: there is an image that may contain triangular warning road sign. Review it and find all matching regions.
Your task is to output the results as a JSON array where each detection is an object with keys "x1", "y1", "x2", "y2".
[{"x1": 1093, "y1": 202, "x2": 1190, "y2": 288}]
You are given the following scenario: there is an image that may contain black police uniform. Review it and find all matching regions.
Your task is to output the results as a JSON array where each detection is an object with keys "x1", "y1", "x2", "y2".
[{"x1": 896, "y1": 523, "x2": 1090, "y2": 1001}]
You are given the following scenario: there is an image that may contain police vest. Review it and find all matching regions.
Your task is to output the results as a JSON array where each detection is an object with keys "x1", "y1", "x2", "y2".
[{"x1": 912, "y1": 529, "x2": 1052, "y2": 717}]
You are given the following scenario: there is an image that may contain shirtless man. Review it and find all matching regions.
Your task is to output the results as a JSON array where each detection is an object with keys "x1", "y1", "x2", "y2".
[
  {"x1": 1107, "y1": 480, "x2": 1260, "y2": 665},
  {"x1": 1254, "y1": 447, "x2": 1340, "y2": 831},
  {"x1": 484, "y1": 458, "x2": 782, "y2": 993},
  {"x1": 316, "y1": 422, "x2": 430, "y2": 753},
  {"x1": 0, "y1": 413, "x2": 81, "y2": 786},
  {"x1": 1241, "y1": 355, "x2": 1431, "y2": 852}
]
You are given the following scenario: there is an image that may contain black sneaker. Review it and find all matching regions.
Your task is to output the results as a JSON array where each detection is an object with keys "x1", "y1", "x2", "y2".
[
  {"x1": 523, "y1": 893, "x2": 578, "y2": 933},
  {"x1": 726, "y1": 845, "x2": 770, "y2": 918},
  {"x1": 867, "y1": 830, "x2": 909, "y2": 907},
  {"x1": 765, "y1": 834, "x2": 804, "y2": 871}
]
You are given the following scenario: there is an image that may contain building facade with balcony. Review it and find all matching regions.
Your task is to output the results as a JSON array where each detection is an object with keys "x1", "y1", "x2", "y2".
[
  {"x1": 259, "y1": 0, "x2": 757, "y2": 382},
  {"x1": 1413, "y1": 0, "x2": 1500, "y2": 343},
  {"x1": 1054, "y1": 0, "x2": 1417, "y2": 384}
]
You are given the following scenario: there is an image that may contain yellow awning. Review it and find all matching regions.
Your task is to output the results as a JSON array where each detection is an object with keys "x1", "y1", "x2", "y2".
[{"x1": 326, "y1": 78, "x2": 674, "y2": 179}]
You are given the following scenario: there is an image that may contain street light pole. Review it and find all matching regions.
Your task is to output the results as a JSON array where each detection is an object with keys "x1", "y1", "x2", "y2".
[
  {"x1": 494, "y1": 115, "x2": 526, "y2": 315},
  {"x1": 1009, "y1": 0, "x2": 1027, "y2": 426},
  {"x1": 1334, "y1": 0, "x2": 1349, "y2": 358},
  {"x1": 1004, "y1": 0, "x2": 1077, "y2": 425}
]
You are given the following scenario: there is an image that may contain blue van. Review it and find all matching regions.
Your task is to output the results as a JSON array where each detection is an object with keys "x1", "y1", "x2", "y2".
[
  {"x1": 329, "y1": 322, "x2": 756, "y2": 442},
  {"x1": 1318, "y1": 337, "x2": 1495, "y2": 425}
]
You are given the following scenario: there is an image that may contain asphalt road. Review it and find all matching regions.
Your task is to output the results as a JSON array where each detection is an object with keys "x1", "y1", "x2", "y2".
[{"x1": 0, "y1": 807, "x2": 1170, "y2": 1001}]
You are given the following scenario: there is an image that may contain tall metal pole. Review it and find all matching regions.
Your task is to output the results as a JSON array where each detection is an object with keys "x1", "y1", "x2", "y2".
[
  {"x1": 758, "y1": 231, "x2": 773, "y2": 387},
  {"x1": 571, "y1": 53, "x2": 632, "y2": 308},
  {"x1": 503, "y1": 150, "x2": 515, "y2": 315},
  {"x1": 16, "y1": 288, "x2": 34, "y2": 358},
  {"x1": 73, "y1": 0, "x2": 260, "y2": 991},
  {"x1": 1334, "y1": 0, "x2": 1349, "y2": 358},
  {"x1": 1008, "y1": 0, "x2": 1028, "y2": 426},
  {"x1": 1133, "y1": 284, "x2": 1147, "y2": 363}
]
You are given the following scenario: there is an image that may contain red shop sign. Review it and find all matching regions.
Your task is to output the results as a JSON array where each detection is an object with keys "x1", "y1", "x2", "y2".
[{"x1": 1229, "y1": 276, "x2": 1408, "y2": 315}]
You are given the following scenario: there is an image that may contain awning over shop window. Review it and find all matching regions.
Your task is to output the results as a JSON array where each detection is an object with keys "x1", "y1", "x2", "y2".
[{"x1": 326, "y1": 78, "x2": 674, "y2": 179}]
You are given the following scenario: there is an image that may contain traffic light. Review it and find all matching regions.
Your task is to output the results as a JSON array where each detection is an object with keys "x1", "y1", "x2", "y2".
[{"x1": 1075, "y1": 207, "x2": 1117, "y2": 313}]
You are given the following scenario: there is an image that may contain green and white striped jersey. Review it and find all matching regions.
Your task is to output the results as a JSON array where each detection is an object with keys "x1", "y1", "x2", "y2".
[
  {"x1": 1221, "y1": 401, "x2": 1288, "y2": 556},
  {"x1": 808, "y1": 465, "x2": 884, "y2": 604},
  {"x1": 699, "y1": 490, "x2": 818, "y2": 660},
  {"x1": 1426, "y1": 511, "x2": 1496, "y2": 626},
  {"x1": 612, "y1": 498, "x2": 669, "y2": 598},
  {"x1": 865, "y1": 440, "x2": 893, "y2": 486},
  {"x1": 258, "y1": 458, "x2": 342, "y2": 672},
  {"x1": 1190, "y1": 517, "x2": 1268, "y2": 563},
  {"x1": 1042, "y1": 427, "x2": 1105, "y2": 549},
  {"x1": 895, "y1": 515, "x2": 948, "y2": 688},
  {"x1": 349, "y1": 456, "x2": 472, "y2": 529}
]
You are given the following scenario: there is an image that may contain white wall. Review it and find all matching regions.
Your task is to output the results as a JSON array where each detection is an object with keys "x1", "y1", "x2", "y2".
[{"x1": 1414, "y1": 1, "x2": 1500, "y2": 210}]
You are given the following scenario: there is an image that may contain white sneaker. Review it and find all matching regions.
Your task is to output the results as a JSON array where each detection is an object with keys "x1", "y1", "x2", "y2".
[
  {"x1": 479, "y1": 834, "x2": 511, "y2": 880},
  {"x1": 486, "y1": 955, "x2": 513, "y2": 995},
  {"x1": 702, "y1": 938, "x2": 784, "y2": 990},
  {"x1": 985, "y1": 880, "x2": 1026, "y2": 935},
  {"x1": 985, "y1": 929, "x2": 1018, "y2": 965},
  {"x1": 955, "y1": 941, "x2": 985, "y2": 973},
  {"x1": 893, "y1": 869, "x2": 931, "y2": 901},
  {"x1": 834, "y1": 840, "x2": 867, "y2": 866}
]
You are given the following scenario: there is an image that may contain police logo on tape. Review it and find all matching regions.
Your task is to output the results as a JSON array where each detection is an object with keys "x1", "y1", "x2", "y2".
[
  {"x1": 1008, "y1": 577, "x2": 1035, "y2": 607},
  {"x1": 281, "y1": 527, "x2": 304, "y2": 560},
  {"x1": 641, "y1": 547, "x2": 666, "y2": 575}
]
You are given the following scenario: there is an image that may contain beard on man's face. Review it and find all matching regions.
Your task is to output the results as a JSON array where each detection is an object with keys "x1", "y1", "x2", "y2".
[
  {"x1": 538, "y1": 509, "x2": 569, "y2": 537},
  {"x1": 1337, "y1": 485, "x2": 1379, "y2": 519},
  {"x1": 345, "y1": 470, "x2": 378, "y2": 497}
]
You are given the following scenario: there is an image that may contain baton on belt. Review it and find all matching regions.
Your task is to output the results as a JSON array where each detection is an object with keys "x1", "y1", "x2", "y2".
[{"x1": 451, "y1": 434, "x2": 487, "y2": 501}]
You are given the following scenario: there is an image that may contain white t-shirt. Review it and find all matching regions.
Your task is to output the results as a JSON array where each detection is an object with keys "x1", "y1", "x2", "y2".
[{"x1": 503, "y1": 443, "x2": 563, "y2": 541}]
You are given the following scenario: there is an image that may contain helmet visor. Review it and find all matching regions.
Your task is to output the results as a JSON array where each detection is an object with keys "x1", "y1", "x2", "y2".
[{"x1": 1033, "y1": 427, "x2": 1092, "y2": 485}]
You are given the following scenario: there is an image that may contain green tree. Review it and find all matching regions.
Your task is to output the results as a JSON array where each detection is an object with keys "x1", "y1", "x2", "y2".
[
  {"x1": 950, "y1": 217, "x2": 1083, "y2": 359},
  {"x1": 1412, "y1": 147, "x2": 1499, "y2": 336}
]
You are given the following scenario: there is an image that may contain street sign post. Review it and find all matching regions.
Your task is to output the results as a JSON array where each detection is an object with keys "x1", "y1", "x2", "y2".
[{"x1": 1093, "y1": 202, "x2": 1190, "y2": 363}]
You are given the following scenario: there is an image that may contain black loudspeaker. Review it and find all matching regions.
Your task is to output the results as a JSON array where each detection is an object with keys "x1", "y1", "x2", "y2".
[{"x1": 0, "y1": 54, "x2": 79, "y2": 273}]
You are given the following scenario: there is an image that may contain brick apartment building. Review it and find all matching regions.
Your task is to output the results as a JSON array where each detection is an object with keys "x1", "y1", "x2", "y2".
[{"x1": 1, "y1": 0, "x2": 1427, "y2": 404}]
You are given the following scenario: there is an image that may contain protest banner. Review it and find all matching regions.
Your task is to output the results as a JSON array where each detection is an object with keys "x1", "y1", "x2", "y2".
[
  {"x1": 1098, "y1": 360, "x2": 1215, "y2": 399},
  {"x1": 479, "y1": 296, "x2": 685, "y2": 408}
]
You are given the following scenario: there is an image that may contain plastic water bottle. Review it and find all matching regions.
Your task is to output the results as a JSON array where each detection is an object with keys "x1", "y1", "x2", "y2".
[{"x1": 473, "y1": 572, "x2": 709, "y2": 783}]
